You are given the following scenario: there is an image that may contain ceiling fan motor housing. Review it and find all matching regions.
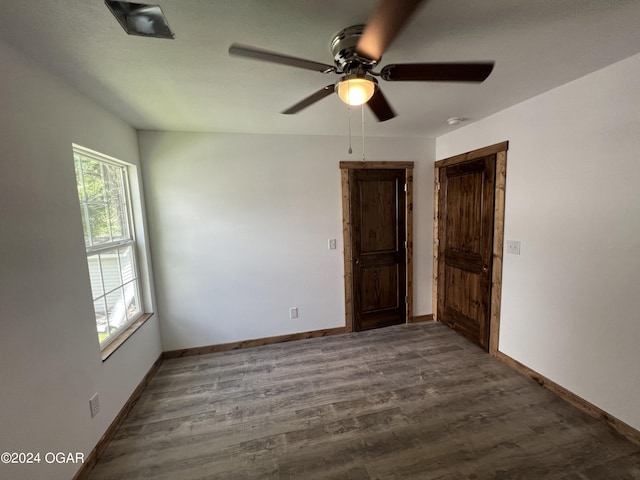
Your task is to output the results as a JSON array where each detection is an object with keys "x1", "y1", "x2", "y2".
[{"x1": 331, "y1": 25, "x2": 378, "y2": 72}]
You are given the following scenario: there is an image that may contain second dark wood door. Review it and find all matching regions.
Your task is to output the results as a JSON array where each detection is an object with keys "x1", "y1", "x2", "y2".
[
  {"x1": 350, "y1": 168, "x2": 406, "y2": 331},
  {"x1": 437, "y1": 155, "x2": 496, "y2": 350}
]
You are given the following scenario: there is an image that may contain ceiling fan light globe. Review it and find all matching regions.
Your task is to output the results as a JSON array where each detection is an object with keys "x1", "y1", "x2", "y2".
[{"x1": 337, "y1": 78, "x2": 376, "y2": 106}]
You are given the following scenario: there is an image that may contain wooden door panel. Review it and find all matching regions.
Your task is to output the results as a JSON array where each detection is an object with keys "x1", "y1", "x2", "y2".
[
  {"x1": 438, "y1": 155, "x2": 496, "y2": 350},
  {"x1": 446, "y1": 172, "x2": 483, "y2": 253},
  {"x1": 361, "y1": 265, "x2": 399, "y2": 312},
  {"x1": 360, "y1": 180, "x2": 398, "y2": 253},
  {"x1": 443, "y1": 267, "x2": 481, "y2": 344},
  {"x1": 351, "y1": 169, "x2": 406, "y2": 331},
  {"x1": 443, "y1": 306, "x2": 482, "y2": 346}
]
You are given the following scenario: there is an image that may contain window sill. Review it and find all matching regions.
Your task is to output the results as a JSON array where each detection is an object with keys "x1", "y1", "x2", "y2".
[{"x1": 101, "y1": 312, "x2": 154, "y2": 361}]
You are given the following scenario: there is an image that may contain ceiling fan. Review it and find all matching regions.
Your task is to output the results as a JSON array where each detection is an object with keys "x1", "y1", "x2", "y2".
[{"x1": 228, "y1": 0, "x2": 494, "y2": 122}]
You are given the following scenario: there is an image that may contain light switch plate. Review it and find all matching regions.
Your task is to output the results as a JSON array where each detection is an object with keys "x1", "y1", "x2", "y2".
[
  {"x1": 89, "y1": 393, "x2": 100, "y2": 418},
  {"x1": 506, "y1": 240, "x2": 521, "y2": 255},
  {"x1": 328, "y1": 239, "x2": 337, "y2": 250}
]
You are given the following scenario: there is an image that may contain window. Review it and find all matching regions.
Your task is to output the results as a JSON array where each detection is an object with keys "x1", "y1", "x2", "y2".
[{"x1": 73, "y1": 146, "x2": 143, "y2": 348}]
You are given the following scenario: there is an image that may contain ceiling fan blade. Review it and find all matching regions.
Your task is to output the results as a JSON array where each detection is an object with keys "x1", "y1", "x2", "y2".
[
  {"x1": 282, "y1": 84, "x2": 336, "y2": 114},
  {"x1": 229, "y1": 44, "x2": 336, "y2": 73},
  {"x1": 356, "y1": 0, "x2": 426, "y2": 62},
  {"x1": 367, "y1": 88, "x2": 396, "y2": 122},
  {"x1": 381, "y1": 62, "x2": 495, "y2": 82}
]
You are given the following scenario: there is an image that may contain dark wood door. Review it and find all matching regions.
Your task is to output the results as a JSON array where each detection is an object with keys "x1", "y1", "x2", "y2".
[
  {"x1": 437, "y1": 155, "x2": 496, "y2": 350},
  {"x1": 350, "y1": 168, "x2": 406, "y2": 331}
]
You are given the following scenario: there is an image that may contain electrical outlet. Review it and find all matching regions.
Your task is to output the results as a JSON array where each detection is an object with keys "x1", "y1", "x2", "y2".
[
  {"x1": 506, "y1": 240, "x2": 521, "y2": 255},
  {"x1": 289, "y1": 307, "x2": 298, "y2": 319},
  {"x1": 328, "y1": 238, "x2": 337, "y2": 250},
  {"x1": 89, "y1": 393, "x2": 100, "y2": 418}
]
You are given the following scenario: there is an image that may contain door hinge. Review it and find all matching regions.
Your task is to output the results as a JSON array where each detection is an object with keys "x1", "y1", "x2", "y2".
[
  {"x1": 404, "y1": 183, "x2": 407, "y2": 192},
  {"x1": 436, "y1": 182, "x2": 441, "y2": 191},
  {"x1": 404, "y1": 240, "x2": 407, "y2": 249},
  {"x1": 405, "y1": 296, "x2": 408, "y2": 304}
]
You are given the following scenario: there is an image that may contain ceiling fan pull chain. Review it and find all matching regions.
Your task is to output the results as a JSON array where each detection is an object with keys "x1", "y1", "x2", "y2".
[
  {"x1": 348, "y1": 105, "x2": 353, "y2": 154},
  {"x1": 361, "y1": 104, "x2": 366, "y2": 162}
]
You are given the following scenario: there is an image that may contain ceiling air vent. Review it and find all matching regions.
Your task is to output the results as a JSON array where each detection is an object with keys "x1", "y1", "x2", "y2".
[{"x1": 105, "y1": 1, "x2": 174, "y2": 39}]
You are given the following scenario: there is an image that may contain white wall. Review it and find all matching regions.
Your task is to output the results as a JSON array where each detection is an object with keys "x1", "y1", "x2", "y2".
[
  {"x1": 436, "y1": 53, "x2": 640, "y2": 431},
  {"x1": 138, "y1": 131, "x2": 434, "y2": 351},
  {"x1": 0, "y1": 39, "x2": 162, "y2": 480}
]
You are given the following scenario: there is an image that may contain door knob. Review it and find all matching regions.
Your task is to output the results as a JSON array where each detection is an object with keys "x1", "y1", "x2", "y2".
[
  {"x1": 482, "y1": 264, "x2": 489, "y2": 272},
  {"x1": 354, "y1": 258, "x2": 359, "y2": 264}
]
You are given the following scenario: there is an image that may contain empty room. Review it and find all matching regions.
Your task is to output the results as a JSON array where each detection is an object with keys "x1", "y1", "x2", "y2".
[{"x1": 1, "y1": 1, "x2": 639, "y2": 479}]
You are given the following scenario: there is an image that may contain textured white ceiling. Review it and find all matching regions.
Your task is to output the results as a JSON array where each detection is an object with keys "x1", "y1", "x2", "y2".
[{"x1": 1, "y1": 0, "x2": 639, "y2": 137}]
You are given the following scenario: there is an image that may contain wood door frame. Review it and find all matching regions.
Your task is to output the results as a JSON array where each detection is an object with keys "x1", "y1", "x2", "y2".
[
  {"x1": 340, "y1": 161, "x2": 414, "y2": 333},
  {"x1": 433, "y1": 142, "x2": 508, "y2": 356}
]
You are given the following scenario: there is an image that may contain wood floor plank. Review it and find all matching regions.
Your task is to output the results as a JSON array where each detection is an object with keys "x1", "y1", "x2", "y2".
[{"x1": 89, "y1": 323, "x2": 640, "y2": 479}]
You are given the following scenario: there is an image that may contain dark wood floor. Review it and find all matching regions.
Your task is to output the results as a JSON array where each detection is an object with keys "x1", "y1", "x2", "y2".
[{"x1": 90, "y1": 322, "x2": 640, "y2": 479}]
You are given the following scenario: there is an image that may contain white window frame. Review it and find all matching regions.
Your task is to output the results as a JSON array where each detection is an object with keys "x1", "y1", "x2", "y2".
[{"x1": 73, "y1": 145, "x2": 145, "y2": 350}]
